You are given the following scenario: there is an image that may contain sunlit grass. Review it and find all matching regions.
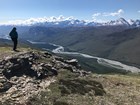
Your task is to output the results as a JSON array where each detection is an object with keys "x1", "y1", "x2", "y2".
[{"x1": 0, "y1": 46, "x2": 32, "y2": 59}]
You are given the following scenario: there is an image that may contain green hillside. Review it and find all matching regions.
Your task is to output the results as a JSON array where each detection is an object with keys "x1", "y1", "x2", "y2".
[
  {"x1": 106, "y1": 28, "x2": 140, "y2": 67},
  {"x1": 22, "y1": 26, "x2": 140, "y2": 66},
  {"x1": 22, "y1": 26, "x2": 127, "y2": 56}
]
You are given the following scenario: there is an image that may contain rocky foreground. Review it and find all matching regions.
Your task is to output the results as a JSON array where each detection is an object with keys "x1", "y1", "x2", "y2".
[
  {"x1": 0, "y1": 48, "x2": 90, "y2": 105},
  {"x1": 0, "y1": 47, "x2": 140, "y2": 105}
]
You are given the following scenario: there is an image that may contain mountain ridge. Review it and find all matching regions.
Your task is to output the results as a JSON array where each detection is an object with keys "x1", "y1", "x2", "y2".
[{"x1": 1, "y1": 17, "x2": 140, "y2": 28}]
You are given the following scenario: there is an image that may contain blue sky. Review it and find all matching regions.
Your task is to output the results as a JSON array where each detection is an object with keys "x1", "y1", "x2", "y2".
[{"x1": 0, "y1": 0, "x2": 140, "y2": 23}]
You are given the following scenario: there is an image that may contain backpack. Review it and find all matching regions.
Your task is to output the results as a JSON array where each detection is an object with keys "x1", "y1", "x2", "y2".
[{"x1": 9, "y1": 31, "x2": 12, "y2": 37}]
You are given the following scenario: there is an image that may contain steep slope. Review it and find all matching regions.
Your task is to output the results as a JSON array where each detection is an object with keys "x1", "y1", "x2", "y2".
[{"x1": 106, "y1": 28, "x2": 140, "y2": 66}]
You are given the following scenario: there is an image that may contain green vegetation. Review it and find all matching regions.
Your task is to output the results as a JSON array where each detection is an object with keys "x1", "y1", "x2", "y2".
[
  {"x1": 23, "y1": 26, "x2": 140, "y2": 66},
  {"x1": 59, "y1": 54, "x2": 128, "y2": 74},
  {"x1": 26, "y1": 70, "x2": 140, "y2": 105},
  {"x1": 27, "y1": 70, "x2": 106, "y2": 105},
  {"x1": 0, "y1": 46, "x2": 140, "y2": 105}
]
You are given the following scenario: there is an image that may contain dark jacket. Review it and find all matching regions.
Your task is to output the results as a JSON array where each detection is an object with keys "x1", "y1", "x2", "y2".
[{"x1": 9, "y1": 28, "x2": 18, "y2": 39}]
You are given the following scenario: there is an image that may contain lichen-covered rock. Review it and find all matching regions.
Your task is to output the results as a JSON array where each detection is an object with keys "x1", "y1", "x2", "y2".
[
  {"x1": 0, "y1": 76, "x2": 12, "y2": 92},
  {"x1": 65, "y1": 59, "x2": 78, "y2": 67}
]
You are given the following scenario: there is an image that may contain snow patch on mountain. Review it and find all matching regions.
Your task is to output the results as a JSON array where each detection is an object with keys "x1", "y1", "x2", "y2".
[
  {"x1": 0, "y1": 16, "x2": 140, "y2": 27},
  {"x1": 105, "y1": 18, "x2": 130, "y2": 26}
]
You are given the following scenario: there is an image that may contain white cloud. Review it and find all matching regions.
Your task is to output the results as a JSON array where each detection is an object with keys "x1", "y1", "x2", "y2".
[
  {"x1": 92, "y1": 9, "x2": 124, "y2": 22},
  {"x1": 92, "y1": 13, "x2": 101, "y2": 17},
  {"x1": 6, "y1": 17, "x2": 48, "y2": 25},
  {"x1": 2, "y1": 15, "x2": 77, "y2": 25},
  {"x1": 103, "y1": 9, "x2": 124, "y2": 17},
  {"x1": 92, "y1": 13, "x2": 101, "y2": 21}
]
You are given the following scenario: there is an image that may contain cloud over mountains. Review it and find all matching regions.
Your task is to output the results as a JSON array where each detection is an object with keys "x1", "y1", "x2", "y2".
[
  {"x1": 92, "y1": 9, "x2": 124, "y2": 21},
  {"x1": 2, "y1": 16, "x2": 76, "y2": 26},
  {"x1": 0, "y1": 12, "x2": 139, "y2": 27}
]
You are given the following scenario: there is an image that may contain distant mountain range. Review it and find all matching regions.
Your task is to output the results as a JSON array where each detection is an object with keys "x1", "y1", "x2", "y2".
[{"x1": 1, "y1": 17, "x2": 140, "y2": 27}]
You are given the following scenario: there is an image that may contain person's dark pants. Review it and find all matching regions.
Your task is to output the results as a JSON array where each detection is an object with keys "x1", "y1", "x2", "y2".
[{"x1": 11, "y1": 38, "x2": 18, "y2": 50}]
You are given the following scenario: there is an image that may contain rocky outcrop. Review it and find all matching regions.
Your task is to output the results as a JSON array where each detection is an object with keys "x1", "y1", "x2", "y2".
[
  {"x1": 0, "y1": 50, "x2": 90, "y2": 104},
  {"x1": 0, "y1": 75, "x2": 12, "y2": 93},
  {"x1": 0, "y1": 51, "x2": 58, "y2": 79}
]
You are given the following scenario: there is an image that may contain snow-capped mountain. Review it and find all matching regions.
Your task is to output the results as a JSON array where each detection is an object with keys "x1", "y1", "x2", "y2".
[
  {"x1": 0, "y1": 16, "x2": 140, "y2": 27},
  {"x1": 127, "y1": 19, "x2": 140, "y2": 27},
  {"x1": 104, "y1": 18, "x2": 130, "y2": 26}
]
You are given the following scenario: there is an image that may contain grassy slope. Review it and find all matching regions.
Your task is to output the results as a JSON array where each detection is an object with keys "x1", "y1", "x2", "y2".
[
  {"x1": 0, "y1": 47, "x2": 30, "y2": 59},
  {"x1": 51, "y1": 26, "x2": 127, "y2": 56},
  {"x1": 28, "y1": 70, "x2": 140, "y2": 105},
  {"x1": 0, "y1": 46, "x2": 140, "y2": 105},
  {"x1": 106, "y1": 28, "x2": 140, "y2": 67},
  {"x1": 52, "y1": 27, "x2": 140, "y2": 67}
]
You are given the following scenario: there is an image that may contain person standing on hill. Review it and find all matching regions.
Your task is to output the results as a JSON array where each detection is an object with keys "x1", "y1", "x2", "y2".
[{"x1": 9, "y1": 27, "x2": 18, "y2": 51}]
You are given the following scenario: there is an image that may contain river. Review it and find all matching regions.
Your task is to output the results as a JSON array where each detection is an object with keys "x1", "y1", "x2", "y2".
[{"x1": 28, "y1": 41, "x2": 140, "y2": 73}]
